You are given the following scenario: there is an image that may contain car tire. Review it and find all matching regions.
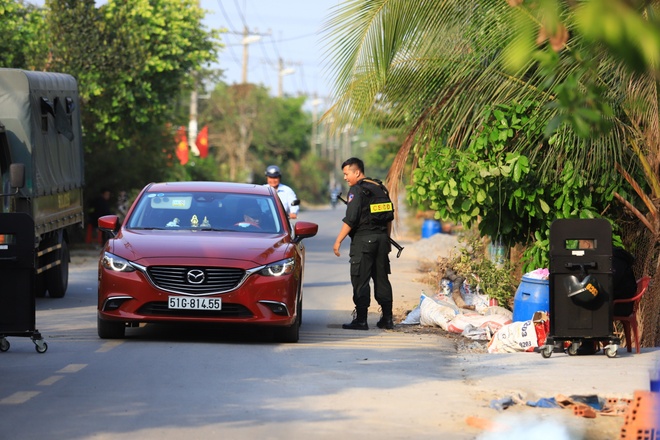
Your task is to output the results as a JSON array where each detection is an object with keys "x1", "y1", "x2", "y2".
[
  {"x1": 275, "y1": 308, "x2": 300, "y2": 343},
  {"x1": 98, "y1": 315, "x2": 126, "y2": 339},
  {"x1": 275, "y1": 323, "x2": 299, "y2": 343}
]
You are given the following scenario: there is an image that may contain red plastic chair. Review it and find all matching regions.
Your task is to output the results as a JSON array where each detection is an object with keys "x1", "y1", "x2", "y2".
[{"x1": 613, "y1": 276, "x2": 651, "y2": 354}]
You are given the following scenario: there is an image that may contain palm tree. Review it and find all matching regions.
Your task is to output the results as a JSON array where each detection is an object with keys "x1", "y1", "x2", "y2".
[{"x1": 322, "y1": 0, "x2": 660, "y2": 346}]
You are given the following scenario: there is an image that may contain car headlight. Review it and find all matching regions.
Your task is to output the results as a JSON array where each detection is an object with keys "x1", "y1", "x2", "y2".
[
  {"x1": 101, "y1": 252, "x2": 136, "y2": 272},
  {"x1": 259, "y1": 258, "x2": 295, "y2": 277}
]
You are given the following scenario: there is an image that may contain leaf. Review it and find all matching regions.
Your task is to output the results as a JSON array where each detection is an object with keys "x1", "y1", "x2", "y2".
[
  {"x1": 476, "y1": 189, "x2": 487, "y2": 203},
  {"x1": 513, "y1": 162, "x2": 522, "y2": 181},
  {"x1": 539, "y1": 198, "x2": 550, "y2": 213}
]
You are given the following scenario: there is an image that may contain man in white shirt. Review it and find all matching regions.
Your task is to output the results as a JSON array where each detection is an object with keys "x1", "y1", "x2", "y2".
[{"x1": 265, "y1": 165, "x2": 299, "y2": 219}]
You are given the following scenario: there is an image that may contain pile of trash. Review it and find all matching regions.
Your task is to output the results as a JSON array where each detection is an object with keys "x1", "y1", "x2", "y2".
[{"x1": 400, "y1": 269, "x2": 550, "y2": 354}]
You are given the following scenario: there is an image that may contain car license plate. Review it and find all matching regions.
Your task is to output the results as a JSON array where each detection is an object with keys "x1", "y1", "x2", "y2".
[{"x1": 168, "y1": 296, "x2": 221, "y2": 310}]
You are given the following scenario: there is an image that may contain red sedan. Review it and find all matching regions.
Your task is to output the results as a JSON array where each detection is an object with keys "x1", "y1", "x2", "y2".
[{"x1": 96, "y1": 181, "x2": 318, "y2": 342}]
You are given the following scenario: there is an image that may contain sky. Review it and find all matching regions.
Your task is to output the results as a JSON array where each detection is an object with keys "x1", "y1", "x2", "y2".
[
  {"x1": 201, "y1": 0, "x2": 341, "y2": 109},
  {"x1": 27, "y1": 0, "x2": 343, "y2": 110}
]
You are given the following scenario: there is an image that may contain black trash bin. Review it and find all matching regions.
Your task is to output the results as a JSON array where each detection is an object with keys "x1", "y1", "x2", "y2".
[
  {"x1": 539, "y1": 218, "x2": 619, "y2": 358},
  {"x1": 0, "y1": 213, "x2": 47, "y2": 353}
]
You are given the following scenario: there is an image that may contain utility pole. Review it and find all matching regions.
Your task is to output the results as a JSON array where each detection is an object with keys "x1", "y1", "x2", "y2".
[
  {"x1": 342, "y1": 124, "x2": 352, "y2": 163},
  {"x1": 188, "y1": 0, "x2": 201, "y2": 156},
  {"x1": 311, "y1": 94, "x2": 327, "y2": 157},
  {"x1": 188, "y1": 73, "x2": 200, "y2": 156},
  {"x1": 240, "y1": 27, "x2": 270, "y2": 84},
  {"x1": 277, "y1": 58, "x2": 296, "y2": 97}
]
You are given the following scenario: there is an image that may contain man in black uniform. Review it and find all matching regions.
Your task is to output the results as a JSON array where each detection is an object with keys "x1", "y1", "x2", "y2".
[{"x1": 333, "y1": 157, "x2": 394, "y2": 330}]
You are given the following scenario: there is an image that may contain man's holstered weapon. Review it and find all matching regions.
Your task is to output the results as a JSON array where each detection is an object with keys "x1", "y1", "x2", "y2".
[{"x1": 337, "y1": 192, "x2": 404, "y2": 258}]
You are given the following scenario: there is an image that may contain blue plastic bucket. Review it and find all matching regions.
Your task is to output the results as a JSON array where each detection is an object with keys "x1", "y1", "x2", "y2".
[
  {"x1": 421, "y1": 220, "x2": 441, "y2": 238},
  {"x1": 512, "y1": 275, "x2": 549, "y2": 322}
]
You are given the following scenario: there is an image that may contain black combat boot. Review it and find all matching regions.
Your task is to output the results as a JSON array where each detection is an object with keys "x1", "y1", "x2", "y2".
[
  {"x1": 376, "y1": 302, "x2": 394, "y2": 329},
  {"x1": 342, "y1": 307, "x2": 369, "y2": 330}
]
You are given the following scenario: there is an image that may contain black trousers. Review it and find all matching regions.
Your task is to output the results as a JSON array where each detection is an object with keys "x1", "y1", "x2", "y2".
[{"x1": 349, "y1": 232, "x2": 393, "y2": 309}]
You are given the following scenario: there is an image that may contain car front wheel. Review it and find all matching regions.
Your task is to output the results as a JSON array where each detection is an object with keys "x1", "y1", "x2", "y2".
[
  {"x1": 98, "y1": 315, "x2": 126, "y2": 339},
  {"x1": 275, "y1": 308, "x2": 300, "y2": 343}
]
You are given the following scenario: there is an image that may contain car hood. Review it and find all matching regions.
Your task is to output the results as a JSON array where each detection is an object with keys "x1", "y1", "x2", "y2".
[{"x1": 110, "y1": 230, "x2": 292, "y2": 267}]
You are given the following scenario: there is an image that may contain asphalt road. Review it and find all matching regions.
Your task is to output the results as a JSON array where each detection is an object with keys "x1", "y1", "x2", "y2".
[{"x1": 0, "y1": 206, "x2": 657, "y2": 439}]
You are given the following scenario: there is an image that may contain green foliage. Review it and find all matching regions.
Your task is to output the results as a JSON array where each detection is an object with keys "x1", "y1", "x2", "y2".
[
  {"x1": 179, "y1": 157, "x2": 221, "y2": 182},
  {"x1": 408, "y1": 100, "x2": 627, "y2": 271},
  {"x1": 45, "y1": 0, "x2": 220, "y2": 150},
  {"x1": 506, "y1": 0, "x2": 660, "y2": 77},
  {"x1": 251, "y1": 95, "x2": 311, "y2": 163},
  {"x1": 0, "y1": 0, "x2": 48, "y2": 69},
  {"x1": 361, "y1": 125, "x2": 404, "y2": 180},
  {"x1": 323, "y1": 0, "x2": 650, "y2": 249},
  {"x1": 284, "y1": 153, "x2": 334, "y2": 205},
  {"x1": 448, "y1": 228, "x2": 518, "y2": 308},
  {"x1": 408, "y1": 101, "x2": 547, "y2": 243},
  {"x1": 37, "y1": 0, "x2": 220, "y2": 198},
  {"x1": 83, "y1": 125, "x2": 172, "y2": 202},
  {"x1": 197, "y1": 82, "x2": 332, "y2": 203}
]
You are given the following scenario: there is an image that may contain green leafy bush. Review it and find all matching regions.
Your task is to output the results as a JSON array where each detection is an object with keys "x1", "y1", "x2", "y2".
[{"x1": 445, "y1": 228, "x2": 518, "y2": 309}]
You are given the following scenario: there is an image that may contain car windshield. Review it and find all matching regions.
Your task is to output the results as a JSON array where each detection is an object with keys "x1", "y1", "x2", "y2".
[{"x1": 126, "y1": 191, "x2": 282, "y2": 234}]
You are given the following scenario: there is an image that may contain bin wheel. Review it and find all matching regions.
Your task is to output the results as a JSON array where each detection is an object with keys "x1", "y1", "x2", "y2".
[
  {"x1": 567, "y1": 342, "x2": 580, "y2": 356},
  {"x1": 34, "y1": 339, "x2": 48, "y2": 353},
  {"x1": 0, "y1": 338, "x2": 10, "y2": 352},
  {"x1": 541, "y1": 346, "x2": 553, "y2": 358},
  {"x1": 35, "y1": 273, "x2": 47, "y2": 298},
  {"x1": 605, "y1": 345, "x2": 618, "y2": 358}
]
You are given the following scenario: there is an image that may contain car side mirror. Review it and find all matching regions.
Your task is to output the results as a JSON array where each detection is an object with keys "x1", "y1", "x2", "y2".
[
  {"x1": 291, "y1": 199, "x2": 300, "y2": 206},
  {"x1": 293, "y1": 221, "x2": 318, "y2": 243},
  {"x1": 98, "y1": 215, "x2": 120, "y2": 238}
]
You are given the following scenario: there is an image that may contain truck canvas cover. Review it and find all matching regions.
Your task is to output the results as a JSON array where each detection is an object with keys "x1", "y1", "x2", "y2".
[
  {"x1": 0, "y1": 69, "x2": 83, "y2": 196},
  {"x1": 0, "y1": 69, "x2": 84, "y2": 235}
]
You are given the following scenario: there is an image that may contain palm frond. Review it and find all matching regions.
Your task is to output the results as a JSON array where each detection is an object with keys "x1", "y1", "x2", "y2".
[{"x1": 322, "y1": 0, "x2": 657, "y2": 195}]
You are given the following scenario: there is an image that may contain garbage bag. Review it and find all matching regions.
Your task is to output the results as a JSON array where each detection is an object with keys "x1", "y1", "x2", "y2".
[
  {"x1": 487, "y1": 319, "x2": 538, "y2": 353},
  {"x1": 419, "y1": 294, "x2": 455, "y2": 330}
]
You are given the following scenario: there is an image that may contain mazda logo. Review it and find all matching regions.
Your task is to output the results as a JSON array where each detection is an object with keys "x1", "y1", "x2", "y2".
[{"x1": 186, "y1": 269, "x2": 205, "y2": 284}]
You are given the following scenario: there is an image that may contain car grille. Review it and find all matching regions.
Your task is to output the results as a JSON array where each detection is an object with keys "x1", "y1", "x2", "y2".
[
  {"x1": 137, "y1": 302, "x2": 253, "y2": 318},
  {"x1": 146, "y1": 266, "x2": 245, "y2": 294}
]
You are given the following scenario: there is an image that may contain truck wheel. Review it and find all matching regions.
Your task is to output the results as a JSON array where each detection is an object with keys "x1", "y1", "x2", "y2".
[{"x1": 47, "y1": 241, "x2": 69, "y2": 298}]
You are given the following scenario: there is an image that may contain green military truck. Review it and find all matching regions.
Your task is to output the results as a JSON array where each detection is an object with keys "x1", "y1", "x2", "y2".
[{"x1": 0, "y1": 69, "x2": 84, "y2": 299}]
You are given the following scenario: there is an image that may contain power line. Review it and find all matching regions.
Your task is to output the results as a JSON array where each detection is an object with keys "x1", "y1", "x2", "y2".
[
  {"x1": 277, "y1": 32, "x2": 319, "y2": 43},
  {"x1": 231, "y1": 0, "x2": 247, "y2": 27},
  {"x1": 297, "y1": 64, "x2": 309, "y2": 96},
  {"x1": 211, "y1": 1, "x2": 327, "y2": 99},
  {"x1": 267, "y1": 33, "x2": 282, "y2": 61},
  {"x1": 216, "y1": 0, "x2": 238, "y2": 33},
  {"x1": 259, "y1": 40, "x2": 277, "y2": 71},
  {"x1": 216, "y1": 0, "x2": 241, "y2": 66}
]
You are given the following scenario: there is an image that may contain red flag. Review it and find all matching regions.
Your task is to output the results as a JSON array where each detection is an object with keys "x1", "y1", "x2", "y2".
[
  {"x1": 174, "y1": 126, "x2": 189, "y2": 165},
  {"x1": 196, "y1": 125, "x2": 209, "y2": 158}
]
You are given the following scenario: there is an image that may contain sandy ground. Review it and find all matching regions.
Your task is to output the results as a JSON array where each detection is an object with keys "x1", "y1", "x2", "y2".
[{"x1": 383, "y1": 220, "x2": 660, "y2": 440}]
